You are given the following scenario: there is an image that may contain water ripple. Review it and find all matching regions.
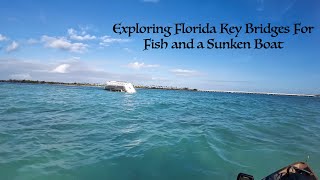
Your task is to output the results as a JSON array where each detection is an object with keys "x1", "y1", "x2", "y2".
[{"x1": 0, "y1": 84, "x2": 320, "y2": 179}]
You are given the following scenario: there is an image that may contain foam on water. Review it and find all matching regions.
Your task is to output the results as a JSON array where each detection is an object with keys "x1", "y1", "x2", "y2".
[{"x1": 0, "y1": 83, "x2": 320, "y2": 180}]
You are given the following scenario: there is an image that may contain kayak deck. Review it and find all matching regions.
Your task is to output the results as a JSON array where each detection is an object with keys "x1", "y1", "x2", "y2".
[
  {"x1": 237, "y1": 162, "x2": 318, "y2": 180},
  {"x1": 262, "y1": 162, "x2": 317, "y2": 180}
]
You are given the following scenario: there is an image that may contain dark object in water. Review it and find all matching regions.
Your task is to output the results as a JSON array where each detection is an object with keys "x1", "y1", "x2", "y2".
[
  {"x1": 238, "y1": 173, "x2": 254, "y2": 180},
  {"x1": 237, "y1": 162, "x2": 318, "y2": 180}
]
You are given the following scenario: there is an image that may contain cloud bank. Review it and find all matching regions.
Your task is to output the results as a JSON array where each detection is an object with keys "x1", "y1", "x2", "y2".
[
  {"x1": 170, "y1": 69, "x2": 198, "y2": 77},
  {"x1": 41, "y1": 35, "x2": 88, "y2": 53},
  {"x1": 52, "y1": 64, "x2": 71, "y2": 73},
  {"x1": 100, "y1": 36, "x2": 130, "y2": 46},
  {"x1": 0, "y1": 58, "x2": 157, "y2": 84},
  {"x1": 6, "y1": 41, "x2": 19, "y2": 52},
  {"x1": 68, "y1": 28, "x2": 96, "y2": 41},
  {"x1": 127, "y1": 62, "x2": 159, "y2": 69},
  {"x1": 0, "y1": 34, "x2": 7, "y2": 41}
]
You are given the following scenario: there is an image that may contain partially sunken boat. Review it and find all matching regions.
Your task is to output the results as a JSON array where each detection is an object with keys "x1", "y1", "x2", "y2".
[{"x1": 104, "y1": 81, "x2": 136, "y2": 93}]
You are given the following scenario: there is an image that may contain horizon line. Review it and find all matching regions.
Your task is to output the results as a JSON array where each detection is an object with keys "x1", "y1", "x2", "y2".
[{"x1": 1, "y1": 79, "x2": 319, "y2": 97}]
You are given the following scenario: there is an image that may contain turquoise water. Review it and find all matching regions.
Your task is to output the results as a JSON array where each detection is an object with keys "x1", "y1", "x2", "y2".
[{"x1": 0, "y1": 83, "x2": 319, "y2": 180}]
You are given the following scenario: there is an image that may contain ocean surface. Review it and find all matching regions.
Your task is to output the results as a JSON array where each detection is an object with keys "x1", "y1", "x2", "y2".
[{"x1": 0, "y1": 83, "x2": 320, "y2": 180}]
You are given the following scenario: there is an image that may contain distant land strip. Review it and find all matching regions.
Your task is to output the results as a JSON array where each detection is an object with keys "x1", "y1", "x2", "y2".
[{"x1": 1, "y1": 79, "x2": 319, "y2": 97}]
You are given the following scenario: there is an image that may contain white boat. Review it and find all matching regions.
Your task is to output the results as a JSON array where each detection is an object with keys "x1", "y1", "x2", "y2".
[{"x1": 104, "y1": 81, "x2": 136, "y2": 93}]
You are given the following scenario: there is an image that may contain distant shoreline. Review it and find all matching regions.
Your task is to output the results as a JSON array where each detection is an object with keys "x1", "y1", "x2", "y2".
[
  {"x1": 0, "y1": 79, "x2": 102, "y2": 87},
  {"x1": 198, "y1": 90, "x2": 318, "y2": 97},
  {"x1": 1, "y1": 79, "x2": 319, "y2": 97}
]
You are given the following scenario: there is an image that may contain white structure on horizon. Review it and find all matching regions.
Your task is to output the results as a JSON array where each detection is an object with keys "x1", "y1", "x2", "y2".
[{"x1": 104, "y1": 81, "x2": 136, "y2": 93}]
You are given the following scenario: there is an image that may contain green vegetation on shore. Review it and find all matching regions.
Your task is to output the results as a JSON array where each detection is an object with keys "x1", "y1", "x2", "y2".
[
  {"x1": 134, "y1": 85, "x2": 198, "y2": 91},
  {"x1": 0, "y1": 79, "x2": 197, "y2": 91},
  {"x1": 0, "y1": 79, "x2": 102, "y2": 87}
]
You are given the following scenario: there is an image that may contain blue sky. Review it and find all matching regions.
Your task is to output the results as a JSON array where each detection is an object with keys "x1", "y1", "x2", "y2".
[{"x1": 0, "y1": 0, "x2": 319, "y2": 94}]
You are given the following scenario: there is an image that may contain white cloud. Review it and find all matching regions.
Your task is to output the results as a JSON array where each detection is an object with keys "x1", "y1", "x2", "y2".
[
  {"x1": 51, "y1": 64, "x2": 70, "y2": 73},
  {"x1": 127, "y1": 62, "x2": 159, "y2": 69},
  {"x1": 171, "y1": 69, "x2": 196, "y2": 73},
  {"x1": 6, "y1": 41, "x2": 19, "y2": 52},
  {"x1": 41, "y1": 35, "x2": 88, "y2": 53},
  {"x1": 0, "y1": 34, "x2": 7, "y2": 41},
  {"x1": 100, "y1": 35, "x2": 130, "y2": 46},
  {"x1": 123, "y1": 47, "x2": 133, "y2": 53},
  {"x1": 27, "y1": 38, "x2": 39, "y2": 44},
  {"x1": 68, "y1": 28, "x2": 96, "y2": 41},
  {"x1": 9, "y1": 73, "x2": 32, "y2": 80},
  {"x1": 71, "y1": 56, "x2": 81, "y2": 60},
  {"x1": 170, "y1": 69, "x2": 198, "y2": 76}
]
